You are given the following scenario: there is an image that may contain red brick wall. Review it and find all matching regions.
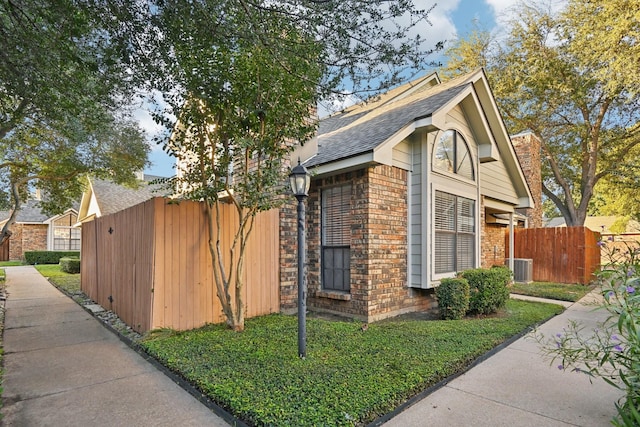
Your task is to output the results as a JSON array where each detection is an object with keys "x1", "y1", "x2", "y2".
[
  {"x1": 8, "y1": 223, "x2": 23, "y2": 261},
  {"x1": 8, "y1": 223, "x2": 48, "y2": 260},
  {"x1": 286, "y1": 165, "x2": 436, "y2": 322},
  {"x1": 512, "y1": 133, "x2": 543, "y2": 228}
]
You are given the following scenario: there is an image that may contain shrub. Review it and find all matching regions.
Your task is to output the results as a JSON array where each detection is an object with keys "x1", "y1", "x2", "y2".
[
  {"x1": 59, "y1": 257, "x2": 81, "y2": 274},
  {"x1": 460, "y1": 266, "x2": 511, "y2": 315},
  {"x1": 436, "y1": 278, "x2": 470, "y2": 320},
  {"x1": 24, "y1": 251, "x2": 80, "y2": 265},
  {"x1": 0, "y1": 268, "x2": 5, "y2": 282},
  {"x1": 537, "y1": 240, "x2": 640, "y2": 426}
]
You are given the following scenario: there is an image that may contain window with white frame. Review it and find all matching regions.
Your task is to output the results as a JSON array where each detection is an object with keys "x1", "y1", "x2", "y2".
[
  {"x1": 434, "y1": 191, "x2": 475, "y2": 274},
  {"x1": 53, "y1": 213, "x2": 81, "y2": 251},
  {"x1": 433, "y1": 130, "x2": 474, "y2": 180},
  {"x1": 321, "y1": 184, "x2": 351, "y2": 292}
]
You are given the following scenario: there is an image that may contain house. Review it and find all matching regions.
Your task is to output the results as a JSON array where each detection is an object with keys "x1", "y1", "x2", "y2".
[
  {"x1": 77, "y1": 173, "x2": 172, "y2": 224},
  {"x1": 79, "y1": 68, "x2": 541, "y2": 332},
  {"x1": 0, "y1": 200, "x2": 81, "y2": 261},
  {"x1": 279, "y1": 69, "x2": 537, "y2": 322}
]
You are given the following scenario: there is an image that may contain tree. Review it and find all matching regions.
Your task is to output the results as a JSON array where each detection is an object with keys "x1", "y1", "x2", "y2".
[
  {"x1": 152, "y1": 0, "x2": 442, "y2": 331},
  {"x1": 442, "y1": 0, "x2": 640, "y2": 226},
  {"x1": 0, "y1": 0, "x2": 153, "y2": 243}
]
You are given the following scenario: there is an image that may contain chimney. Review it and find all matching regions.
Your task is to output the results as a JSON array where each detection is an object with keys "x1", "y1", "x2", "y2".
[{"x1": 511, "y1": 132, "x2": 543, "y2": 228}]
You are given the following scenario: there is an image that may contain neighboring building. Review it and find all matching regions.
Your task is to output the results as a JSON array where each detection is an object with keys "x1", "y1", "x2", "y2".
[
  {"x1": 77, "y1": 174, "x2": 173, "y2": 224},
  {"x1": 0, "y1": 200, "x2": 80, "y2": 261},
  {"x1": 280, "y1": 69, "x2": 536, "y2": 322}
]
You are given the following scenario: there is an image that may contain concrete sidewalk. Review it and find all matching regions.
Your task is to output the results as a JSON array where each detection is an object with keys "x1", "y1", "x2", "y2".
[
  {"x1": 1, "y1": 266, "x2": 625, "y2": 426},
  {"x1": 383, "y1": 292, "x2": 625, "y2": 426},
  {"x1": 1, "y1": 266, "x2": 228, "y2": 426}
]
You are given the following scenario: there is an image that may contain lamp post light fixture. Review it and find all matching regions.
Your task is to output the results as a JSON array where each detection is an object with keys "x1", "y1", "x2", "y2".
[{"x1": 289, "y1": 161, "x2": 310, "y2": 358}]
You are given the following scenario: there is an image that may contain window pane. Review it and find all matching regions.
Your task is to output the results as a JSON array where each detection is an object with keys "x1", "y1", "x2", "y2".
[
  {"x1": 455, "y1": 134, "x2": 474, "y2": 180},
  {"x1": 435, "y1": 191, "x2": 455, "y2": 231},
  {"x1": 433, "y1": 130, "x2": 455, "y2": 173},
  {"x1": 322, "y1": 185, "x2": 351, "y2": 246},
  {"x1": 457, "y1": 197, "x2": 475, "y2": 233},
  {"x1": 434, "y1": 191, "x2": 476, "y2": 275},
  {"x1": 322, "y1": 185, "x2": 351, "y2": 292},
  {"x1": 435, "y1": 232, "x2": 455, "y2": 274},
  {"x1": 457, "y1": 233, "x2": 475, "y2": 271}
]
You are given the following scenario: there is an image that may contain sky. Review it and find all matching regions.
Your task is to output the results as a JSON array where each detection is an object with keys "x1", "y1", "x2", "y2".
[{"x1": 142, "y1": 0, "x2": 520, "y2": 177}]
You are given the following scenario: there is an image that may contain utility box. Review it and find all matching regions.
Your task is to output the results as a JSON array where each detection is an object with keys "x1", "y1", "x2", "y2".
[{"x1": 506, "y1": 258, "x2": 533, "y2": 283}]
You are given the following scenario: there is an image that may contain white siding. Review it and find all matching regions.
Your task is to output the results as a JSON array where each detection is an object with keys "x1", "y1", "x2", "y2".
[
  {"x1": 392, "y1": 140, "x2": 412, "y2": 170},
  {"x1": 410, "y1": 139, "x2": 423, "y2": 287}
]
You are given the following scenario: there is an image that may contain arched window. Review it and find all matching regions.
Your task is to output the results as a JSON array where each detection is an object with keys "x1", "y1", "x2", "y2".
[{"x1": 433, "y1": 130, "x2": 474, "y2": 180}]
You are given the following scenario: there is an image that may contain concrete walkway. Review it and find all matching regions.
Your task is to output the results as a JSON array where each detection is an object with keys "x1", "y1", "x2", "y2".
[
  {"x1": 1, "y1": 266, "x2": 228, "y2": 426},
  {"x1": 383, "y1": 292, "x2": 625, "y2": 427},
  {"x1": 1, "y1": 266, "x2": 625, "y2": 426}
]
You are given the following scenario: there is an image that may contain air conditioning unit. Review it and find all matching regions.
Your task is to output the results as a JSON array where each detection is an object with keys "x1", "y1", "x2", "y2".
[{"x1": 505, "y1": 258, "x2": 533, "y2": 283}]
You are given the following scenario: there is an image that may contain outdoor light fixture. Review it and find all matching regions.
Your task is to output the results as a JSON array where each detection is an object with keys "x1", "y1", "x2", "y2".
[
  {"x1": 289, "y1": 160, "x2": 310, "y2": 358},
  {"x1": 289, "y1": 161, "x2": 311, "y2": 198}
]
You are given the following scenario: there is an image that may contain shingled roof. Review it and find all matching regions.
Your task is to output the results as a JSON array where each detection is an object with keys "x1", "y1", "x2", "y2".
[
  {"x1": 307, "y1": 72, "x2": 474, "y2": 168},
  {"x1": 88, "y1": 175, "x2": 172, "y2": 217},
  {"x1": 0, "y1": 199, "x2": 80, "y2": 224}
]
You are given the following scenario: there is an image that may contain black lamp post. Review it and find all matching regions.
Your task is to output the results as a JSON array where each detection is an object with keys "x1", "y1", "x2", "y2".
[{"x1": 289, "y1": 161, "x2": 310, "y2": 358}]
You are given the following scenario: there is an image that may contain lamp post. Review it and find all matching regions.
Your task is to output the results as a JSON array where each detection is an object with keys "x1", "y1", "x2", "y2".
[{"x1": 289, "y1": 161, "x2": 310, "y2": 358}]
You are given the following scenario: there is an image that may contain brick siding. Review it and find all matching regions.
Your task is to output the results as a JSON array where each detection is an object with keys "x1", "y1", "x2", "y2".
[
  {"x1": 280, "y1": 165, "x2": 437, "y2": 322},
  {"x1": 512, "y1": 133, "x2": 543, "y2": 227},
  {"x1": 8, "y1": 223, "x2": 48, "y2": 260}
]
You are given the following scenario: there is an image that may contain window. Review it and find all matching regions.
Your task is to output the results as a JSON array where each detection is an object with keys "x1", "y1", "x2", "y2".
[
  {"x1": 433, "y1": 130, "x2": 474, "y2": 180},
  {"x1": 321, "y1": 184, "x2": 351, "y2": 292},
  {"x1": 53, "y1": 213, "x2": 81, "y2": 251},
  {"x1": 434, "y1": 191, "x2": 475, "y2": 274}
]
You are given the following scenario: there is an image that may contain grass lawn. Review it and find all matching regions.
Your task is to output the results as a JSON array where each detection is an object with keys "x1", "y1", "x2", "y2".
[
  {"x1": 509, "y1": 281, "x2": 595, "y2": 302},
  {"x1": 142, "y1": 300, "x2": 563, "y2": 426},
  {"x1": 0, "y1": 261, "x2": 23, "y2": 267},
  {"x1": 33, "y1": 264, "x2": 80, "y2": 294}
]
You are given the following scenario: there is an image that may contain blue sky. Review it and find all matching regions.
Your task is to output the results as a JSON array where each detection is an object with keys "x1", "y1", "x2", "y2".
[{"x1": 143, "y1": 0, "x2": 513, "y2": 177}]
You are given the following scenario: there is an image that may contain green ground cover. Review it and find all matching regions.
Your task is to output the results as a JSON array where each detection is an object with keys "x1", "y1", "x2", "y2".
[
  {"x1": 509, "y1": 281, "x2": 595, "y2": 302},
  {"x1": 142, "y1": 300, "x2": 563, "y2": 426}
]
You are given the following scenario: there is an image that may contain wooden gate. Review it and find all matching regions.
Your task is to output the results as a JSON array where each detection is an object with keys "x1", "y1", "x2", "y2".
[{"x1": 507, "y1": 226, "x2": 600, "y2": 284}]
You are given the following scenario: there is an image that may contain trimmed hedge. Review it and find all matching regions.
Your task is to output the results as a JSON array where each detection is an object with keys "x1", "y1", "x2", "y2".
[
  {"x1": 436, "y1": 277, "x2": 470, "y2": 320},
  {"x1": 59, "y1": 257, "x2": 81, "y2": 274},
  {"x1": 24, "y1": 251, "x2": 81, "y2": 265},
  {"x1": 460, "y1": 266, "x2": 512, "y2": 314}
]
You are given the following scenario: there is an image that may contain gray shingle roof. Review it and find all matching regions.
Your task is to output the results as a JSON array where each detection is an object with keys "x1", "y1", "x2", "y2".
[
  {"x1": 91, "y1": 176, "x2": 172, "y2": 216},
  {"x1": 307, "y1": 83, "x2": 470, "y2": 168},
  {"x1": 0, "y1": 199, "x2": 80, "y2": 224}
]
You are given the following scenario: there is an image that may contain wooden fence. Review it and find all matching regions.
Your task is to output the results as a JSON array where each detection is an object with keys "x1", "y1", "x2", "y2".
[
  {"x1": 0, "y1": 238, "x2": 8, "y2": 261},
  {"x1": 507, "y1": 226, "x2": 601, "y2": 284},
  {"x1": 81, "y1": 197, "x2": 280, "y2": 333}
]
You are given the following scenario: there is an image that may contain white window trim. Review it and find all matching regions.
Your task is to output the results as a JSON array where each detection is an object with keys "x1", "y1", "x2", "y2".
[{"x1": 430, "y1": 183, "x2": 480, "y2": 282}]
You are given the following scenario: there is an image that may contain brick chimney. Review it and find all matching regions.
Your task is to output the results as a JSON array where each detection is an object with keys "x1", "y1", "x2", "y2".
[{"x1": 511, "y1": 132, "x2": 543, "y2": 228}]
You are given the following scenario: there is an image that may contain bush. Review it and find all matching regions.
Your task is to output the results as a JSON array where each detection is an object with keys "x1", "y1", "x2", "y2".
[
  {"x1": 24, "y1": 251, "x2": 80, "y2": 265},
  {"x1": 436, "y1": 278, "x2": 470, "y2": 320},
  {"x1": 460, "y1": 266, "x2": 511, "y2": 315},
  {"x1": 59, "y1": 257, "x2": 81, "y2": 274},
  {"x1": 0, "y1": 268, "x2": 5, "y2": 282}
]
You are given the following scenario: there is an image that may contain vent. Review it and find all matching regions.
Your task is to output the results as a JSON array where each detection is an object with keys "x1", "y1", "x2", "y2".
[{"x1": 506, "y1": 258, "x2": 533, "y2": 283}]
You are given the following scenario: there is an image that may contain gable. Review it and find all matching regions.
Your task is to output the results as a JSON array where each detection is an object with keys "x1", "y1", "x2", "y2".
[{"x1": 304, "y1": 69, "x2": 532, "y2": 209}]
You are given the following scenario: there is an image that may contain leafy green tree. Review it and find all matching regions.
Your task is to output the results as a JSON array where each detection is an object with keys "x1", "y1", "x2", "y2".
[
  {"x1": 442, "y1": 0, "x2": 640, "y2": 226},
  {"x1": 0, "y1": 1, "x2": 152, "y2": 244},
  {"x1": 153, "y1": 0, "x2": 442, "y2": 331}
]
